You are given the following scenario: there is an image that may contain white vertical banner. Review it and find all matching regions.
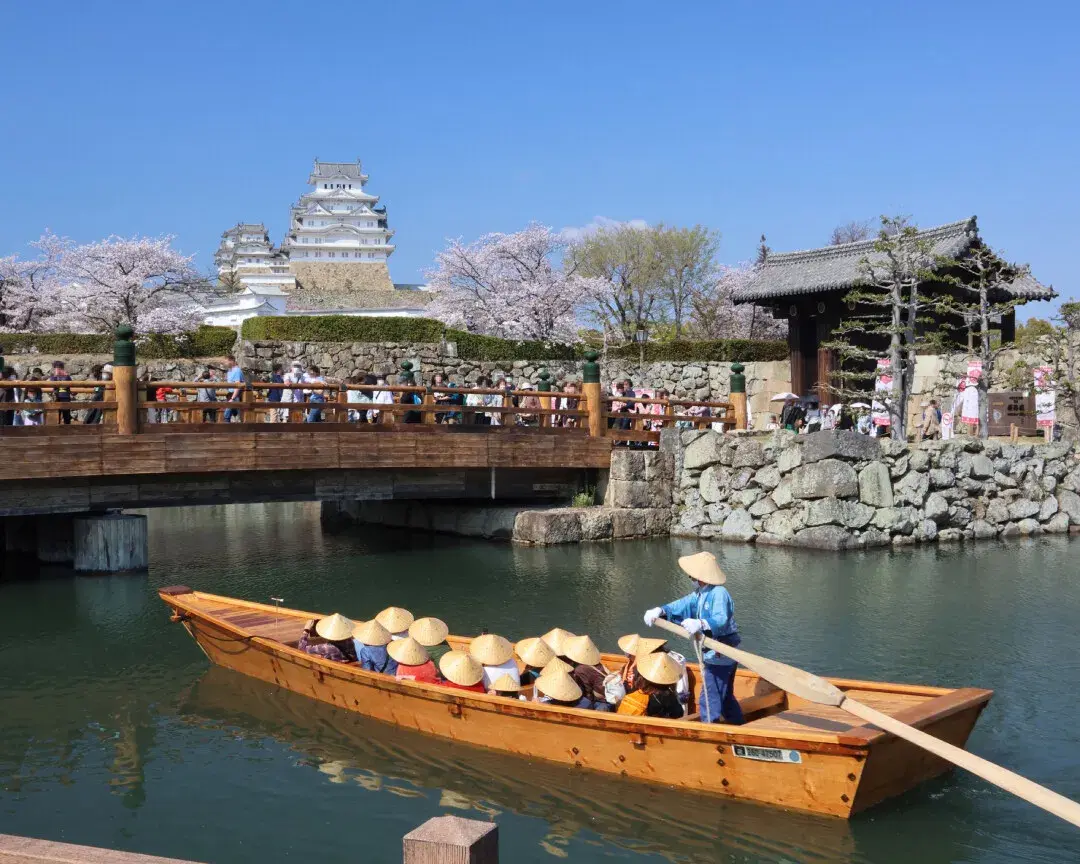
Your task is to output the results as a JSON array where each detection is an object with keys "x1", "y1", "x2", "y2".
[
  {"x1": 1034, "y1": 366, "x2": 1056, "y2": 429},
  {"x1": 872, "y1": 358, "x2": 891, "y2": 428}
]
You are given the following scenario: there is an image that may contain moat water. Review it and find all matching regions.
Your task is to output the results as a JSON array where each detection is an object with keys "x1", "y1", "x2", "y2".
[{"x1": 1, "y1": 503, "x2": 1078, "y2": 863}]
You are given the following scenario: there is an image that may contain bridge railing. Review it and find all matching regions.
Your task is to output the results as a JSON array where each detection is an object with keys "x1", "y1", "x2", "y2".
[{"x1": 0, "y1": 337, "x2": 751, "y2": 440}]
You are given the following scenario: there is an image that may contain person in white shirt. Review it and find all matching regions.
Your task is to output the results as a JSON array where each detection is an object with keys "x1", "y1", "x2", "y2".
[
  {"x1": 303, "y1": 366, "x2": 326, "y2": 423},
  {"x1": 280, "y1": 362, "x2": 305, "y2": 422},
  {"x1": 371, "y1": 374, "x2": 393, "y2": 422}
]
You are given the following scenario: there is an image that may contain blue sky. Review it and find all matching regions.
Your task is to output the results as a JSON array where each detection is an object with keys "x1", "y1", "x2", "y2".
[{"x1": 1, "y1": 1, "x2": 1076, "y2": 318}]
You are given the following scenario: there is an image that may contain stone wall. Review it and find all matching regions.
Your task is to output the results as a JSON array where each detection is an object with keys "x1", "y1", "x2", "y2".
[
  {"x1": 238, "y1": 339, "x2": 790, "y2": 419},
  {"x1": 1, "y1": 355, "x2": 219, "y2": 381},
  {"x1": 289, "y1": 261, "x2": 396, "y2": 296},
  {"x1": 673, "y1": 429, "x2": 1080, "y2": 549}
]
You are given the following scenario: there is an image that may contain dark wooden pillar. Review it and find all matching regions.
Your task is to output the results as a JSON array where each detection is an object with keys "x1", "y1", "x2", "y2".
[
  {"x1": 788, "y1": 308, "x2": 804, "y2": 398},
  {"x1": 1001, "y1": 308, "x2": 1016, "y2": 344}
]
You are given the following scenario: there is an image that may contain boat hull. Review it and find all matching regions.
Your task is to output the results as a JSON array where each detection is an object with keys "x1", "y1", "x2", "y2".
[{"x1": 161, "y1": 588, "x2": 992, "y2": 818}]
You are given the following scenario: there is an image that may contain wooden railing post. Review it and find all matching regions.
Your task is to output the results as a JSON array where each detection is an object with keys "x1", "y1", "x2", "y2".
[
  {"x1": 113, "y1": 325, "x2": 139, "y2": 435},
  {"x1": 403, "y1": 816, "x2": 498, "y2": 864},
  {"x1": 582, "y1": 350, "x2": 604, "y2": 438},
  {"x1": 537, "y1": 369, "x2": 552, "y2": 427},
  {"x1": 422, "y1": 388, "x2": 436, "y2": 424},
  {"x1": 241, "y1": 385, "x2": 254, "y2": 423},
  {"x1": 730, "y1": 361, "x2": 747, "y2": 431}
]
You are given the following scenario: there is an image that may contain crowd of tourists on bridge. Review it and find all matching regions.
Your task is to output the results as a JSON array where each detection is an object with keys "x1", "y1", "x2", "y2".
[{"x1": 294, "y1": 551, "x2": 745, "y2": 724}]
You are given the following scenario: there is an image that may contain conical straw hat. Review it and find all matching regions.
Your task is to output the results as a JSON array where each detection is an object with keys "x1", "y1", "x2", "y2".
[
  {"x1": 515, "y1": 637, "x2": 555, "y2": 669},
  {"x1": 376, "y1": 606, "x2": 415, "y2": 633},
  {"x1": 490, "y1": 673, "x2": 521, "y2": 692},
  {"x1": 540, "y1": 627, "x2": 574, "y2": 656},
  {"x1": 635, "y1": 650, "x2": 682, "y2": 686},
  {"x1": 535, "y1": 668, "x2": 583, "y2": 703},
  {"x1": 315, "y1": 613, "x2": 355, "y2": 641},
  {"x1": 409, "y1": 616, "x2": 449, "y2": 647},
  {"x1": 386, "y1": 636, "x2": 429, "y2": 666},
  {"x1": 439, "y1": 650, "x2": 484, "y2": 687},
  {"x1": 543, "y1": 656, "x2": 572, "y2": 675},
  {"x1": 469, "y1": 633, "x2": 513, "y2": 666},
  {"x1": 617, "y1": 634, "x2": 668, "y2": 656},
  {"x1": 352, "y1": 619, "x2": 392, "y2": 646},
  {"x1": 562, "y1": 634, "x2": 601, "y2": 666},
  {"x1": 677, "y1": 551, "x2": 726, "y2": 585}
]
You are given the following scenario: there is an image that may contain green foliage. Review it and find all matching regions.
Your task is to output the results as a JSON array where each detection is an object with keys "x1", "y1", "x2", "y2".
[
  {"x1": 0, "y1": 327, "x2": 236, "y2": 358},
  {"x1": 241, "y1": 315, "x2": 786, "y2": 363},
  {"x1": 1015, "y1": 317, "x2": 1056, "y2": 349},
  {"x1": 572, "y1": 489, "x2": 596, "y2": 508}
]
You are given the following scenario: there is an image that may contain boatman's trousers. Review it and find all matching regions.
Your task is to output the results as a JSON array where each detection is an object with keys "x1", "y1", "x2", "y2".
[{"x1": 700, "y1": 660, "x2": 744, "y2": 724}]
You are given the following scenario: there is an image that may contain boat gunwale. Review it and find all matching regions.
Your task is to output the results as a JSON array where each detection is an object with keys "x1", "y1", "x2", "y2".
[{"x1": 161, "y1": 588, "x2": 993, "y2": 755}]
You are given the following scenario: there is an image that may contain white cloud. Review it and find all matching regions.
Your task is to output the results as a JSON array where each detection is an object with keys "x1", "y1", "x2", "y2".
[{"x1": 558, "y1": 216, "x2": 650, "y2": 243}]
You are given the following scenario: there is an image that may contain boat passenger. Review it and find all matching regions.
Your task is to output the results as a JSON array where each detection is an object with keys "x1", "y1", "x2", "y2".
[
  {"x1": 643, "y1": 551, "x2": 744, "y2": 725},
  {"x1": 298, "y1": 614, "x2": 357, "y2": 663},
  {"x1": 540, "y1": 627, "x2": 574, "y2": 658},
  {"x1": 469, "y1": 634, "x2": 521, "y2": 690},
  {"x1": 617, "y1": 634, "x2": 668, "y2": 694},
  {"x1": 438, "y1": 650, "x2": 487, "y2": 693},
  {"x1": 534, "y1": 668, "x2": 593, "y2": 709},
  {"x1": 562, "y1": 635, "x2": 613, "y2": 712},
  {"x1": 489, "y1": 673, "x2": 527, "y2": 701},
  {"x1": 352, "y1": 619, "x2": 397, "y2": 675},
  {"x1": 616, "y1": 651, "x2": 684, "y2": 719},
  {"x1": 514, "y1": 637, "x2": 555, "y2": 686},
  {"x1": 376, "y1": 606, "x2": 415, "y2": 640},
  {"x1": 409, "y1": 617, "x2": 451, "y2": 665},
  {"x1": 388, "y1": 637, "x2": 439, "y2": 684}
]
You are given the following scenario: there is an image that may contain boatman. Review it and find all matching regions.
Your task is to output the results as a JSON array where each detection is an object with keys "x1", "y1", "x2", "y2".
[{"x1": 643, "y1": 551, "x2": 744, "y2": 725}]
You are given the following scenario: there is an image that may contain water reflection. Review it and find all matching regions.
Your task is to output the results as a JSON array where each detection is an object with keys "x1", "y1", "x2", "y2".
[{"x1": 178, "y1": 666, "x2": 858, "y2": 863}]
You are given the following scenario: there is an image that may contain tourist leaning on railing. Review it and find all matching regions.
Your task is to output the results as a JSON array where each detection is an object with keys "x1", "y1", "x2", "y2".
[
  {"x1": 196, "y1": 371, "x2": 218, "y2": 423},
  {"x1": 49, "y1": 360, "x2": 73, "y2": 425},
  {"x1": 303, "y1": 366, "x2": 327, "y2": 423},
  {"x1": 223, "y1": 355, "x2": 245, "y2": 423},
  {"x1": 266, "y1": 364, "x2": 284, "y2": 423},
  {"x1": 0, "y1": 367, "x2": 15, "y2": 427}
]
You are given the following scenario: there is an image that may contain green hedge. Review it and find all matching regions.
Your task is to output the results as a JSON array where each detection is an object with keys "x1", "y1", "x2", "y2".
[
  {"x1": 0, "y1": 327, "x2": 237, "y2": 359},
  {"x1": 239, "y1": 315, "x2": 788, "y2": 363},
  {"x1": 242, "y1": 315, "x2": 446, "y2": 343}
]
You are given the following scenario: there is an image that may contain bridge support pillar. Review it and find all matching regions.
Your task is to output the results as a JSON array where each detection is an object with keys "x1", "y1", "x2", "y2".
[
  {"x1": 36, "y1": 514, "x2": 75, "y2": 564},
  {"x1": 74, "y1": 513, "x2": 148, "y2": 573},
  {"x1": 4, "y1": 516, "x2": 38, "y2": 556}
]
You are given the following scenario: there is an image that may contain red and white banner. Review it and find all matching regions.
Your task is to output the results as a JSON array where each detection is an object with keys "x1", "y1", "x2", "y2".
[
  {"x1": 872, "y1": 358, "x2": 892, "y2": 427},
  {"x1": 1034, "y1": 366, "x2": 1055, "y2": 429}
]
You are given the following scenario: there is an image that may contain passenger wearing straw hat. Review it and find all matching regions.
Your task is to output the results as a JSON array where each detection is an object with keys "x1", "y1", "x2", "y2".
[
  {"x1": 352, "y1": 619, "x2": 397, "y2": 675},
  {"x1": 514, "y1": 637, "x2": 555, "y2": 686},
  {"x1": 643, "y1": 551, "x2": 744, "y2": 725},
  {"x1": 617, "y1": 634, "x2": 668, "y2": 694},
  {"x1": 469, "y1": 634, "x2": 521, "y2": 690},
  {"x1": 376, "y1": 606, "x2": 414, "y2": 641},
  {"x1": 389, "y1": 637, "x2": 439, "y2": 683},
  {"x1": 409, "y1": 617, "x2": 451, "y2": 665},
  {"x1": 489, "y1": 673, "x2": 526, "y2": 701},
  {"x1": 562, "y1": 634, "x2": 613, "y2": 712},
  {"x1": 298, "y1": 614, "x2": 357, "y2": 663},
  {"x1": 616, "y1": 652, "x2": 684, "y2": 719},
  {"x1": 438, "y1": 651, "x2": 486, "y2": 693},
  {"x1": 534, "y1": 667, "x2": 593, "y2": 709}
]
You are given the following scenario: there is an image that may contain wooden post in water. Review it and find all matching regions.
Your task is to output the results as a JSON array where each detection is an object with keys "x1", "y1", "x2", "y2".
[
  {"x1": 113, "y1": 325, "x2": 139, "y2": 435},
  {"x1": 729, "y1": 361, "x2": 747, "y2": 431},
  {"x1": 582, "y1": 350, "x2": 604, "y2": 438},
  {"x1": 537, "y1": 369, "x2": 552, "y2": 427},
  {"x1": 402, "y1": 816, "x2": 498, "y2": 864}
]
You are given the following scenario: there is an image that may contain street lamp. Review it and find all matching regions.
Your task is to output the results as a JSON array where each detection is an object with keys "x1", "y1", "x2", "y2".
[{"x1": 635, "y1": 327, "x2": 647, "y2": 368}]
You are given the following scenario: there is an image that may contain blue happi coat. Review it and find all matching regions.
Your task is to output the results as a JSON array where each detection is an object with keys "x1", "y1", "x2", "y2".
[{"x1": 661, "y1": 585, "x2": 740, "y2": 666}]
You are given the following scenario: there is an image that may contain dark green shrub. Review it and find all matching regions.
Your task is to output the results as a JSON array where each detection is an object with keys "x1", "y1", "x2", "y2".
[
  {"x1": 0, "y1": 326, "x2": 236, "y2": 359},
  {"x1": 241, "y1": 315, "x2": 445, "y2": 343}
]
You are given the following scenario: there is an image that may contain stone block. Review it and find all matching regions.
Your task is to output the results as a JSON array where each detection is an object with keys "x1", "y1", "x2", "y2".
[
  {"x1": 609, "y1": 450, "x2": 646, "y2": 481},
  {"x1": 805, "y1": 498, "x2": 875, "y2": 529},
  {"x1": 706, "y1": 503, "x2": 732, "y2": 524},
  {"x1": 763, "y1": 509, "x2": 801, "y2": 538},
  {"x1": 971, "y1": 519, "x2": 997, "y2": 539},
  {"x1": 579, "y1": 509, "x2": 615, "y2": 540},
  {"x1": 642, "y1": 507, "x2": 672, "y2": 535},
  {"x1": 771, "y1": 477, "x2": 794, "y2": 507},
  {"x1": 749, "y1": 497, "x2": 777, "y2": 517},
  {"x1": 733, "y1": 488, "x2": 762, "y2": 509},
  {"x1": 610, "y1": 509, "x2": 647, "y2": 538},
  {"x1": 909, "y1": 450, "x2": 931, "y2": 472},
  {"x1": 895, "y1": 470, "x2": 929, "y2": 506},
  {"x1": 970, "y1": 454, "x2": 995, "y2": 479},
  {"x1": 793, "y1": 524, "x2": 855, "y2": 550},
  {"x1": 1056, "y1": 489, "x2": 1080, "y2": 524},
  {"x1": 788, "y1": 459, "x2": 859, "y2": 500},
  {"x1": 732, "y1": 441, "x2": 766, "y2": 468},
  {"x1": 929, "y1": 468, "x2": 956, "y2": 489},
  {"x1": 858, "y1": 527, "x2": 891, "y2": 548},
  {"x1": 605, "y1": 479, "x2": 654, "y2": 509},
  {"x1": 890, "y1": 454, "x2": 910, "y2": 479},
  {"x1": 1000, "y1": 522, "x2": 1020, "y2": 537},
  {"x1": 683, "y1": 432, "x2": 726, "y2": 470},
  {"x1": 1017, "y1": 518, "x2": 1041, "y2": 535},
  {"x1": 985, "y1": 498, "x2": 1010, "y2": 525},
  {"x1": 1038, "y1": 496, "x2": 1059, "y2": 522},
  {"x1": 925, "y1": 493, "x2": 950, "y2": 525},
  {"x1": 1044, "y1": 512, "x2": 1071, "y2": 534},
  {"x1": 938, "y1": 528, "x2": 964, "y2": 542},
  {"x1": 513, "y1": 510, "x2": 583, "y2": 545},
  {"x1": 699, "y1": 466, "x2": 732, "y2": 504},
  {"x1": 801, "y1": 430, "x2": 881, "y2": 464},
  {"x1": 1007, "y1": 499, "x2": 1040, "y2": 521},
  {"x1": 753, "y1": 465, "x2": 782, "y2": 490},
  {"x1": 721, "y1": 508, "x2": 756, "y2": 542},
  {"x1": 777, "y1": 446, "x2": 802, "y2": 474},
  {"x1": 859, "y1": 462, "x2": 894, "y2": 507},
  {"x1": 916, "y1": 518, "x2": 938, "y2": 541}
]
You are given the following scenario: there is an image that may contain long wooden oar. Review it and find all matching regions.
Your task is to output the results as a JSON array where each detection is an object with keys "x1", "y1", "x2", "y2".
[{"x1": 651, "y1": 617, "x2": 1080, "y2": 829}]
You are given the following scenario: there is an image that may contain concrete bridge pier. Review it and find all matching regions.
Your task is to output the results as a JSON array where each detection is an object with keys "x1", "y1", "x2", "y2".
[{"x1": 74, "y1": 513, "x2": 149, "y2": 573}]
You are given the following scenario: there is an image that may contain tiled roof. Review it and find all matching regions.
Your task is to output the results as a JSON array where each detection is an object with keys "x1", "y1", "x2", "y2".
[{"x1": 735, "y1": 217, "x2": 1054, "y2": 303}]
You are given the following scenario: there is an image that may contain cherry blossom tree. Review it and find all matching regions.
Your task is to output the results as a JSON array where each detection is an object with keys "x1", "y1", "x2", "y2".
[
  {"x1": 0, "y1": 239, "x2": 62, "y2": 332},
  {"x1": 689, "y1": 262, "x2": 787, "y2": 340},
  {"x1": 426, "y1": 223, "x2": 598, "y2": 343},
  {"x1": 47, "y1": 234, "x2": 212, "y2": 334}
]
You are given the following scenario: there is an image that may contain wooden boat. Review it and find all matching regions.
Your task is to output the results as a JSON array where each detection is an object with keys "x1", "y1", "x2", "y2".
[{"x1": 159, "y1": 586, "x2": 993, "y2": 818}]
